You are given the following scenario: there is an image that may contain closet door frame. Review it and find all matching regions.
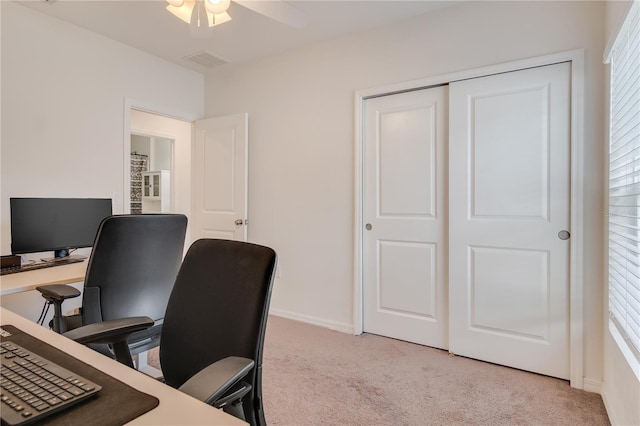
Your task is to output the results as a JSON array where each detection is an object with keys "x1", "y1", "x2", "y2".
[{"x1": 353, "y1": 48, "x2": 586, "y2": 389}]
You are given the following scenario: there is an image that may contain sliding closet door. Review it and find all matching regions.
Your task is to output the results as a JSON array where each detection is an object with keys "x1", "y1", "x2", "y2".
[
  {"x1": 448, "y1": 63, "x2": 571, "y2": 379},
  {"x1": 363, "y1": 86, "x2": 448, "y2": 349}
]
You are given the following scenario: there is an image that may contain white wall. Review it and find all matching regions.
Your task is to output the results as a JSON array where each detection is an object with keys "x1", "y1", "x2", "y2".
[
  {"x1": 0, "y1": 2, "x2": 203, "y2": 324},
  {"x1": 152, "y1": 138, "x2": 172, "y2": 171},
  {"x1": 204, "y1": 0, "x2": 606, "y2": 385},
  {"x1": 601, "y1": 1, "x2": 640, "y2": 424},
  {"x1": 0, "y1": 2, "x2": 204, "y2": 256}
]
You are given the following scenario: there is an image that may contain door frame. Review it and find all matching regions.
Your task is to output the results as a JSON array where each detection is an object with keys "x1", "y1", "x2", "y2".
[{"x1": 353, "y1": 49, "x2": 586, "y2": 389}]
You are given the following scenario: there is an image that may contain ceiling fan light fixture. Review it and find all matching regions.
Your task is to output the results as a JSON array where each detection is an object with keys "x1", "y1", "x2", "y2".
[
  {"x1": 166, "y1": 0, "x2": 193, "y2": 24},
  {"x1": 208, "y1": 12, "x2": 231, "y2": 27},
  {"x1": 166, "y1": 0, "x2": 231, "y2": 30},
  {"x1": 204, "y1": 0, "x2": 230, "y2": 15},
  {"x1": 190, "y1": 0, "x2": 208, "y2": 26}
]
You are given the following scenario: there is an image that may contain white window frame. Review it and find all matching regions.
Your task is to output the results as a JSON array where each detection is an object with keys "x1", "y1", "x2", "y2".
[{"x1": 605, "y1": 0, "x2": 640, "y2": 375}]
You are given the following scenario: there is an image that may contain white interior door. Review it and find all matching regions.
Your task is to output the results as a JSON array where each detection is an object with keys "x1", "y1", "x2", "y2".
[
  {"x1": 363, "y1": 86, "x2": 448, "y2": 349},
  {"x1": 193, "y1": 113, "x2": 248, "y2": 242},
  {"x1": 448, "y1": 62, "x2": 571, "y2": 379}
]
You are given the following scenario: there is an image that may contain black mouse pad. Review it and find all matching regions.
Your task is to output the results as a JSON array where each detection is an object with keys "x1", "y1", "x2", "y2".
[{"x1": 0, "y1": 324, "x2": 159, "y2": 426}]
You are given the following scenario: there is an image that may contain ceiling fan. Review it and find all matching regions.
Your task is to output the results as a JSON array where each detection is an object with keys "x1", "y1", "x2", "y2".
[{"x1": 166, "y1": 0, "x2": 308, "y2": 37}]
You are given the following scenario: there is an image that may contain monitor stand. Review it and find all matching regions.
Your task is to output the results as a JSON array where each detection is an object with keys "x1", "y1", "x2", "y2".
[
  {"x1": 55, "y1": 249, "x2": 69, "y2": 259},
  {"x1": 40, "y1": 254, "x2": 87, "y2": 263}
]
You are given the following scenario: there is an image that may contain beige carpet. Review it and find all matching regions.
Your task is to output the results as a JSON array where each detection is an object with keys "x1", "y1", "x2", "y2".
[{"x1": 148, "y1": 315, "x2": 610, "y2": 425}]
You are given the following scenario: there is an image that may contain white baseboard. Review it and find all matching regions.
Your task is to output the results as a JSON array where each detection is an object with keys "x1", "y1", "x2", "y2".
[
  {"x1": 601, "y1": 389, "x2": 620, "y2": 426},
  {"x1": 583, "y1": 377, "x2": 602, "y2": 394},
  {"x1": 269, "y1": 308, "x2": 354, "y2": 334}
]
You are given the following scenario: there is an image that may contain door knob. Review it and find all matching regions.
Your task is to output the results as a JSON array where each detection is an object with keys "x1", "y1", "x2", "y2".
[
  {"x1": 365, "y1": 223, "x2": 372, "y2": 231},
  {"x1": 558, "y1": 230, "x2": 570, "y2": 240},
  {"x1": 235, "y1": 219, "x2": 244, "y2": 226}
]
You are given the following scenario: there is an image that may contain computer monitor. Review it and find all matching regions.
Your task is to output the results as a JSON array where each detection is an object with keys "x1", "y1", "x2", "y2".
[{"x1": 10, "y1": 198, "x2": 112, "y2": 259}]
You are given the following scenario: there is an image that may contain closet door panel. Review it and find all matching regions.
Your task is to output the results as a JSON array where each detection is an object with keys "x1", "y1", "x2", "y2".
[
  {"x1": 363, "y1": 86, "x2": 448, "y2": 349},
  {"x1": 448, "y1": 62, "x2": 571, "y2": 379}
]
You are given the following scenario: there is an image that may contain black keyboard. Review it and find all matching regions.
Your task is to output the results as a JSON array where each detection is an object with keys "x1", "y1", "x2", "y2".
[
  {"x1": 0, "y1": 258, "x2": 84, "y2": 276},
  {"x1": 0, "y1": 342, "x2": 101, "y2": 425}
]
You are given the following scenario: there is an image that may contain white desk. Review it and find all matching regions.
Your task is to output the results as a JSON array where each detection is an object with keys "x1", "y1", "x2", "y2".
[
  {"x1": 1, "y1": 262, "x2": 158, "y2": 378},
  {"x1": 0, "y1": 307, "x2": 246, "y2": 425},
  {"x1": 0, "y1": 261, "x2": 88, "y2": 296}
]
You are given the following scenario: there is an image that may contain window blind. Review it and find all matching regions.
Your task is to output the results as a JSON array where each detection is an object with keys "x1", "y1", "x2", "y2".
[{"x1": 608, "y1": 0, "x2": 640, "y2": 359}]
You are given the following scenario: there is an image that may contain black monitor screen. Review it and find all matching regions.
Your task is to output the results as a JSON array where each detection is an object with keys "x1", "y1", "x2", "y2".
[{"x1": 10, "y1": 198, "x2": 112, "y2": 256}]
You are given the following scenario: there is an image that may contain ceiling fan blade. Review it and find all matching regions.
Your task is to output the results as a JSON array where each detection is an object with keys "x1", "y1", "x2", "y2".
[
  {"x1": 189, "y1": 0, "x2": 214, "y2": 38},
  {"x1": 233, "y1": 0, "x2": 308, "y2": 28}
]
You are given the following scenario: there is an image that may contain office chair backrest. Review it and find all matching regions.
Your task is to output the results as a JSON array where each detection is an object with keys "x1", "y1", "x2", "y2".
[
  {"x1": 82, "y1": 214, "x2": 188, "y2": 326},
  {"x1": 160, "y1": 239, "x2": 276, "y2": 425}
]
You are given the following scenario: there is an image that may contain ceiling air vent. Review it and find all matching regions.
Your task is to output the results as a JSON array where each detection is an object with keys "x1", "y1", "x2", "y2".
[{"x1": 184, "y1": 51, "x2": 229, "y2": 69}]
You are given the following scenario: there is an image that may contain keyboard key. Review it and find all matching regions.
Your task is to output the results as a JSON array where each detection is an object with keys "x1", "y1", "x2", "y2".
[{"x1": 67, "y1": 387, "x2": 83, "y2": 396}]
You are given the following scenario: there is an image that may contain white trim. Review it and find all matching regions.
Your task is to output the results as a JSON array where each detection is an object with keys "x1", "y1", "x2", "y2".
[
  {"x1": 356, "y1": 50, "x2": 583, "y2": 99},
  {"x1": 603, "y1": 0, "x2": 638, "y2": 63},
  {"x1": 583, "y1": 378, "x2": 603, "y2": 394},
  {"x1": 569, "y1": 52, "x2": 586, "y2": 391},
  {"x1": 353, "y1": 91, "x2": 365, "y2": 336},
  {"x1": 353, "y1": 49, "x2": 586, "y2": 389},
  {"x1": 270, "y1": 308, "x2": 354, "y2": 334},
  {"x1": 122, "y1": 97, "x2": 199, "y2": 215},
  {"x1": 609, "y1": 320, "x2": 640, "y2": 381},
  {"x1": 131, "y1": 129, "x2": 182, "y2": 141},
  {"x1": 601, "y1": 390, "x2": 622, "y2": 426},
  {"x1": 125, "y1": 97, "x2": 203, "y2": 123}
]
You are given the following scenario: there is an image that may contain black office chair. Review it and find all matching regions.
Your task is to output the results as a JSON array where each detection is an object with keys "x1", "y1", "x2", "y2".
[
  {"x1": 36, "y1": 214, "x2": 188, "y2": 361},
  {"x1": 63, "y1": 238, "x2": 277, "y2": 426}
]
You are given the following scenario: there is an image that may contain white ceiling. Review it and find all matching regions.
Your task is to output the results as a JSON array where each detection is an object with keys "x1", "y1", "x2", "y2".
[{"x1": 16, "y1": 0, "x2": 458, "y2": 73}]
